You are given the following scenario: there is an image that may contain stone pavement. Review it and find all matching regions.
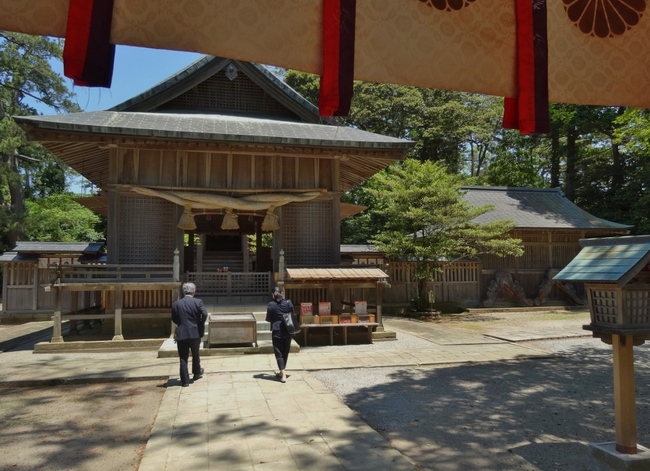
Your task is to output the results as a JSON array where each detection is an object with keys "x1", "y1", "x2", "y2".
[{"x1": 0, "y1": 316, "x2": 573, "y2": 471}]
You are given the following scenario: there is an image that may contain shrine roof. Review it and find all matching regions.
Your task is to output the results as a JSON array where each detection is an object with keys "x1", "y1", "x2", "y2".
[
  {"x1": 110, "y1": 56, "x2": 335, "y2": 125},
  {"x1": 463, "y1": 186, "x2": 631, "y2": 231},
  {"x1": 10, "y1": 242, "x2": 105, "y2": 255},
  {"x1": 554, "y1": 236, "x2": 650, "y2": 285},
  {"x1": 286, "y1": 267, "x2": 388, "y2": 281},
  {"x1": 15, "y1": 111, "x2": 412, "y2": 150}
]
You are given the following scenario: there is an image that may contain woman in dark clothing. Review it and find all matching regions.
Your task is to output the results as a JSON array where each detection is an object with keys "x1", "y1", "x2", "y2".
[{"x1": 265, "y1": 287, "x2": 294, "y2": 383}]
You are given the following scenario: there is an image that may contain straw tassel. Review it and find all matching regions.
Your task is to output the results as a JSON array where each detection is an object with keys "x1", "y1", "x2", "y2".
[
  {"x1": 221, "y1": 209, "x2": 240, "y2": 230},
  {"x1": 177, "y1": 205, "x2": 196, "y2": 231},
  {"x1": 262, "y1": 209, "x2": 279, "y2": 231}
]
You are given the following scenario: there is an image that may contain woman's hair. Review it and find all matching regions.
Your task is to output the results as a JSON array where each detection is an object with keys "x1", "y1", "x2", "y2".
[{"x1": 272, "y1": 286, "x2": 284, "y2": 301}]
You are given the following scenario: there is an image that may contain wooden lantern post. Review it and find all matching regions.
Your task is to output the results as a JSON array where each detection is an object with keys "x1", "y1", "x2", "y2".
[{"x1": 612, "y1": 334, "x2": 637, "y2": 454}]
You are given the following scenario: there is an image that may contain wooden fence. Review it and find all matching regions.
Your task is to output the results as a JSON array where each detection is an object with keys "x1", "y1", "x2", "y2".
[{"x1": 383, "y1": 261, "x2": 482, "y2": 307}]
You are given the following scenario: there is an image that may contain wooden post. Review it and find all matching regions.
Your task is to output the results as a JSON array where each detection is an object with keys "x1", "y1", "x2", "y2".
[
  {"x1": 173, "y1": 248, "x2": 180, "y2": 282},
  {"x1": 32, "y1": 263, "x2": 39, "y2": 311},
  {"x1": 113, "y1": 286, "x2": 124, "y2": 341},
  {"x1": 612, "y1": 334, "x2": 637, "y2": 454},
  {"x1": 51, "y1": 286, "x2": 64, "y2": 343},
  {"x1": 279, "y1": 249, "x2": 285, "y2": 282},
  {"x1": 70, "y1": 291, "x2": 79, "y2": 334}
]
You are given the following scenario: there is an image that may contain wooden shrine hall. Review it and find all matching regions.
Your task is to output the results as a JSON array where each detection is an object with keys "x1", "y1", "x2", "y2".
[{"x1": 9, "y1": 56, "x2": 412, "y2": 344}]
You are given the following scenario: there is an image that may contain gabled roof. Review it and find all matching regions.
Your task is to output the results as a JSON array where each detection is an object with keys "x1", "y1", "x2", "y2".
[
  {"x1": 554, "y1": 235, "x2": 650, "y2": 285},
  {"x1": 110, "y1": 56, "x2": 335, "y2": 125},
  {"x1": 463, "y1": 186, "x2": 632, "y2": 231}
]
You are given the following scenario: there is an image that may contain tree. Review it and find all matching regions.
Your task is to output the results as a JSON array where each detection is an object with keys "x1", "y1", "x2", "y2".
[
  {"x1": 368, "y1": 160, "x2": 523, "y2": 310},
  {"x1": 23, "y1": 194, "x2": 103, "y2": 242},
  {"x1": 0, "y1": 32, "x2": 81, "y2": 250}
]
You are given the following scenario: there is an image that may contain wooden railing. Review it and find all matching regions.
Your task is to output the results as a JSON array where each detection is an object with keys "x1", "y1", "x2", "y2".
[
  {"x1": 54, "y1": 264, "x2": 175, "y2": 283},
  {"x1": 186, "y1": 272, "x2": 272, "y2": 296}
]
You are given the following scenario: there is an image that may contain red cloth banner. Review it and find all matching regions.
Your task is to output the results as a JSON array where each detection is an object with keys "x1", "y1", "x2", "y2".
[
  {"x1": 503, "y1": 0, "x2": 549, "y2": 134},
  {"x1": 63, "y1": 0, "x2": 116, "y2": 88},
  {"x1": 319, "y1": 0, "x2": 356, "y2": 116}
]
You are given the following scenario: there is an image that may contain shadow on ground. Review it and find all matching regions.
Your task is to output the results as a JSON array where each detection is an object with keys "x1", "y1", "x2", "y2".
[{"x1": 315, "y1": 342, "x2": 650, "y2": 471}]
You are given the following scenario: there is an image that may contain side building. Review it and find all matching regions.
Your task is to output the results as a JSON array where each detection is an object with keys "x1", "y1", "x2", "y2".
[{"x1": 344, "y1": 186, "x2": 631, "y2": 310}]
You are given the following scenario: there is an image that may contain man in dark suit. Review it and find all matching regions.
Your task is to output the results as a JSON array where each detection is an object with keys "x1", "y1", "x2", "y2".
[{"x1": 171, "y1": 282, "x2": 208, "y2": 387}]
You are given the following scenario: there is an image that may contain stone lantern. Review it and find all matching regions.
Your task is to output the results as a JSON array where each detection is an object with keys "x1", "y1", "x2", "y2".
[{"x1": 554, "y1": 235, "x2": 650, "y2": 469}]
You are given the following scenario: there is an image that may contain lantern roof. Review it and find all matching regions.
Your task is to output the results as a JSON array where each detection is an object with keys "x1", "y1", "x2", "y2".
[{"x1": 553, "y1": 235, "x2": 650, "y2": 286}]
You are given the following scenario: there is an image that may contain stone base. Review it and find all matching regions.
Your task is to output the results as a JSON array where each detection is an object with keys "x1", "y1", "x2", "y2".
[
  {"x1": 34, "y1": 338, "x2": 165, "y2": 353},
  {"x1": 588, "y1": 442, "x2": 650, "y2": 471},
  {"x1": 373, "y1": 330, "x2": 397, "y2": 341},
  {"x1": 157, "y1": 337, "x2": 300, "y2": 358}
]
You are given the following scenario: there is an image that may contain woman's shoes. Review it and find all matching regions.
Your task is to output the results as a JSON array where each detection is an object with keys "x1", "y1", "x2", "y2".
[{"x1": 280, "y1": 374, "x2": 287, "y2": 383}]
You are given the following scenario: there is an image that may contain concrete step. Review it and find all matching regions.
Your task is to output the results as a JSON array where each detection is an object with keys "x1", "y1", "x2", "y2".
[{"x1": 157, "y1": 337, "x2": 299, "y2": 358}]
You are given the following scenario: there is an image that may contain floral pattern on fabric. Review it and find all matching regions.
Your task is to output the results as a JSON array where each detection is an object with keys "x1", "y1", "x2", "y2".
[
  {"x1": 563, "y1": 0, "x2": 646, "y2": 37},
  {"x1": 418, "y1": 0, "x2": 477, "y2": 11}
]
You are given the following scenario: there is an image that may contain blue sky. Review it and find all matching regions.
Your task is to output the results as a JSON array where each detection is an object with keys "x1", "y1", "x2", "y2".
[{"x1": 51, "y1": 45, "x2": 204, "y2": 112}]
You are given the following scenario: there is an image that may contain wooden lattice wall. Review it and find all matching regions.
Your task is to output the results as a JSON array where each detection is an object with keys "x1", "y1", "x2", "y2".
[
  {"x1": 158, "y1": 68, "x2": 300, "y2": 119},
  {"x1": 115, "y1": 194, "x2": 177, "y2": 264},
  {"x1": 282, "y1": 200, "x2": 334, "y2": 266}
]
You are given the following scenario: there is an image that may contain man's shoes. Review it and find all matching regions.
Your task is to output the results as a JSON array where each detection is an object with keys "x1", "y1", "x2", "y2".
[
  {"x1": 193, "y1": 368, "x2": 204, "y2": 381},
  {"x1": 181, "y1": 383, "x2": 190, "y2": 388}
]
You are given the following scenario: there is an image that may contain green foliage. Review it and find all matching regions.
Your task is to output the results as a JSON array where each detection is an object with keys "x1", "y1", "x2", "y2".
[
  {"x1": 368, "y1": 160, "x2": 522, "y2": 309},
  {"x1": 23, "y1": 194, "x2": 103, "y2": 242},
  {"x1": 0, "y1": 32, "x2": 81, "y2": 250},
  {"x1": 285, "y1": 70, "x2": 648, "y2": 240}
]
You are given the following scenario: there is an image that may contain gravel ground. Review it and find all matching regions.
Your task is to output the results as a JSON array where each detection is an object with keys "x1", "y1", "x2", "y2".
[{"x1": 313, "y1": 336, "x2": 650, "y2": 471}]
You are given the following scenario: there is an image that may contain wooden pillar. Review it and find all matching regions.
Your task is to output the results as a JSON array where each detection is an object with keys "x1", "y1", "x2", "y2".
[
  {"x1": 197, "y1": 234, "x2": 205, "y2": 273},
  {"x1": 70, "y1": 291, "x2": 79, "y2": 333},
  {"x1": 173, "y1": 248, "x2": 180, "y2": 282},
  {"x1": 376, "y1": 282, "x2": 383, "y2": 330},
  {"x1": 51, "y1": 286, "x2": 64, "y2": 343},
  {"x1": 32, "y1": 264, "x2": 39, "y2": 311},
  {"x1": 612, "y1": 334, "x2": 637, "y2": 454},
  {"x1": 112, "y1": 286, "x2": 124, "y2": 341}
]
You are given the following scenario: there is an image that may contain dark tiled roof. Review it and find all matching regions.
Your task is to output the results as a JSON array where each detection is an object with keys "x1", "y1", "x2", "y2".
[
  {"x1": 15, "y1": 111, "x2": 412, "y2": 150},
  {"x1": 11, "y1": 242, "x2": 105, "y2": 254},
  {"x1": 463, "y1": 186, "x2": 632, "y2": 230},
  {"x1": 0, "y1": 252, "x2": 37, "y2": 262},
  {"x1": 554, "y1": 235, "x2": 650, "y2": 285}
]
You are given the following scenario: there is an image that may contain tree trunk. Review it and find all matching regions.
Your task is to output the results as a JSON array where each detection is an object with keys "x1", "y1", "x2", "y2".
[
  {"x1": 1, "y1": 151, "x2": 26, "y2": 247},
  {"x1": 564, "y1": 126, "x2": 577, "y2": 201},
  {"x1": 610, "y1": 107, "x2": 626, "y2": 192},
  {"x1": 550, "y1": 125, "x2": 561, "y2": 188}
]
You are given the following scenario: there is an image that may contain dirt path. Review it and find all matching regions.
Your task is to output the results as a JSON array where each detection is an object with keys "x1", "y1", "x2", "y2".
[{"x1": 0, "y1": 380, "x2": 165, "y2": 471}]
